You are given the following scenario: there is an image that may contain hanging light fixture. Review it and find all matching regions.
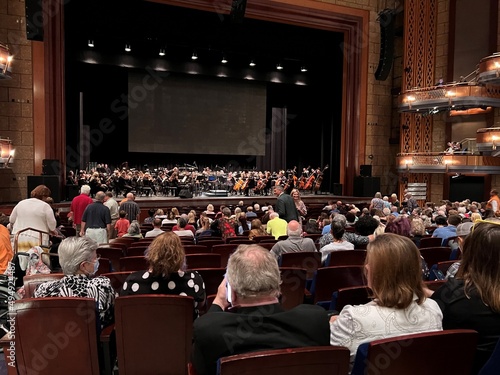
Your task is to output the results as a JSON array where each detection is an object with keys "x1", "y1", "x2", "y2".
[
  {"x1": 249, "y1": 59, "x2": 256, "y2": 67},
  {"x1": 221, "y1": 54, "x2": 228, "y2": 64},
  {"x1": 159, "y1": 48, "x2": 166, "y2": 56},
  {"x1": 300, "y1": 66, "x2": 308, "y2": 72},
  {"x1": 0, "y1": 43, "x2": 13, "y2": 80},
  {"x1": 124, "y1": 43, "x2": 131, "y2": 52},
  {"x1": 276, "y1": 63, "x2": 283, "y2": 70},
  {"x1": 191, "y1": 51, "x2": 198, "y2": 60},
  {"x1": 88, "y1": 39, "x2": 94, "y2": 48}
]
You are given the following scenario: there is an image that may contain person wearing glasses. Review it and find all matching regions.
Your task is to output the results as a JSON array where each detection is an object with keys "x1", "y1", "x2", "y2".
[
  {"x1": 34, "y1": 236, "x2": 115, "y2": 328},
  {"x1": 429, "y1": 220, "x2": 500, "y2": 374}
]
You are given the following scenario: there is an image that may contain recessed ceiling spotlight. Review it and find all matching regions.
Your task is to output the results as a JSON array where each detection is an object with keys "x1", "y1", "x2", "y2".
[
  {"x1": 249, "y1": 60, "x2": 256, "y2": 67},
  {"x1": 125, "y1": 44, "x2": 131, "y2": 52}
]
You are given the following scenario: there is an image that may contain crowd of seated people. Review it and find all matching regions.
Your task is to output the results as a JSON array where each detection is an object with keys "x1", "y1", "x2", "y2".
[{"x1": 3, "y1": 182, "x2": 500, "y2": 374}]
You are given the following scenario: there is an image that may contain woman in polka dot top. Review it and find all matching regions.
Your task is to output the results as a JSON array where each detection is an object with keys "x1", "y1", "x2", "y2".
[{"x1": 120, "y1": 231, "x2": 206, "y2": 319}]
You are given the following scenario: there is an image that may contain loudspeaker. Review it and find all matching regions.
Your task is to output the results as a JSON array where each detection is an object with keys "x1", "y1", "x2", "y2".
[
  {"x1": 332, "y1": 183, "x2": 343, "y2": 195},
  {"x1": 178, "y1": 189, "x2": 193, "y2": 199},
  {"x1": 25, "y1": 0, "x2": 44, "y2": 41},
  {"x1": 42, "y1": 159, "x2": 61, "y2": 176},
  {"x1": 230, "y1": 0, "x2": 247, "y2": 23},
  {"x1": 353, "y1": 177, "x2": 380, "y2": 197},
  {"x1": 374, "y1": 9, "x2": 395, "y2": 81},
  {"x1": 66, "y1": 184, "x2": 80, "y2": 201},
  {"x1": 27, "y1": 175, "x2": 61, "y2": 203},
  {"x1": 360, "y1": 165, "x2": 372, "y2": 177}
]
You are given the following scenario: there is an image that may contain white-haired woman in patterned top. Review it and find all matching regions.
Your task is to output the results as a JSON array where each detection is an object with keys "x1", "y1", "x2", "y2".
[
  {"x1": 120, "y1": 231, "x2": 206, "y2": 319},
  {"x1": 34, "y1": 236, "x2": 115, "y2": 328}
]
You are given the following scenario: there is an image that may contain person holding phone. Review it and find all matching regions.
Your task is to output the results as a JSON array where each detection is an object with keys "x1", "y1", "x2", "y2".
[{"x1": 192, "y1": 244, "x2": 330, "y2": 375}]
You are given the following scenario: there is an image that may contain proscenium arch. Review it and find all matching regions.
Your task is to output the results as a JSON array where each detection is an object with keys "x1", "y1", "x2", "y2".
[{"x1": 35, "y1": 0, "x2": 368, "y2": 195}]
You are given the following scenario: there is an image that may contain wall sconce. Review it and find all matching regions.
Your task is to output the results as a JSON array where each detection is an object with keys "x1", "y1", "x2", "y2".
[
  {"x1": 492, "y1": 135, "x2": 498, "y2": 150},
  {"x1": 0, "y1": 43, "x2": 13, "y2": 79},
  {"x1": 0, "y1": 138, "x2": 15, "y2": 168}
]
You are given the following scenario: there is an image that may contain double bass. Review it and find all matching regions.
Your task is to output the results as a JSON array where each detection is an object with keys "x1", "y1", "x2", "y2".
[
  {"x1": 313, "y1": 165, "x2": 329, "y2": 192},
  {"x1": 303, "y1": 168, "x2": 318, "y2": 190},
  {"x1": 298, "y1": 166, "x2": 310, "y2": 190}
]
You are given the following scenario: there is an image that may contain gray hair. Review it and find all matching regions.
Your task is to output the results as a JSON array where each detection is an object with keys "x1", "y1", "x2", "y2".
[
  {"x1": 58, "y1": 236, "x2": 98, "y2": 275},
  {"x1": 332, "y1": 214, "x2": 347, "y2": 227},
  {"x1": 270, "y1": 212, "x2": 279, "y2": 219},
  {"x1": 95, "y1": 191, "x2": 106, "y2": 201},
  {"x1": 128, "y1": 220, "x2": 141, "y2": 235},
  {"x1": 80, "y1": 185, "x2": 91, "y2": 195},
  {"x1": 227, "y1": 244, "x2": 281, "y2": 299}
]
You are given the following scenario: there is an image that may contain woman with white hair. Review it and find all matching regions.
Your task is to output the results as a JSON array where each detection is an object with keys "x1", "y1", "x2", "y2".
[
  {"x1": 123, "y1": 220, "x2": 143, "y2": 239},
  {"x1": 34, "y1": 236, "x2": 115, "y2": 328}
]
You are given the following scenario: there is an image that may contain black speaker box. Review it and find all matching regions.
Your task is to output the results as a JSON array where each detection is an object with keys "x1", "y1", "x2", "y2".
[
  {"x1": 178, "y1": 189, "x2": 193, "y2": 199},
  {"x1": 27, "y1": 175, "x2": 61, "y2": 203},
  {"x1": 332, "y1": 183, "x2": 343, "y2": 195},
  {"x1": 25, "y1": 0, "x2": 44, "y2": 41},
  {"x1": 374, "y1": 9, "x2": 395, "y2": 81},
  {"x1": 230, "y1": 0, "x2": 247, "y2": 23},
  {"x1": 66, "y1": 184, "x2": 80, "y2": 201},
  {"x1": 353, "y1": 177, "x2": 380, "y2": 197},
  {"x1": 42, "y1": 159, "x2": 61, "y2": 176},
  {"x1": 360, "y1": 165, "x2": 372, "y2": 177}
]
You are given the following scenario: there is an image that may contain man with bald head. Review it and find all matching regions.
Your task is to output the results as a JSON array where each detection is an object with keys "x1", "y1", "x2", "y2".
[
  {"x1": 80, "y1": 191, "x2": 112, "y2": 244},
  {"x1": 119, "y1": 192, "x2": 141, "y2": 224},
  {"x1": 270, "y1": 220, "x2": 318, "y2": 259}
]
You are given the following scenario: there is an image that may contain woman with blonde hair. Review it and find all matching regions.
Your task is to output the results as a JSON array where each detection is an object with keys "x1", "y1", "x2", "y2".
[
  {"x1": 470, "y1": 212, "x2": 482, "y2": 222},
  {"x1": 121, "y1": 232, "x2": 206, "y2": 318},
  {"x1": 330, "y1": 233, "x2": 442, "y2": 364},
  {"x1": 291, "y1": 188, "x2": 307, "y2": 224}
]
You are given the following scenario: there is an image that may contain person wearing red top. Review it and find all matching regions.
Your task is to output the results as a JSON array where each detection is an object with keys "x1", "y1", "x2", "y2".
[
  {"x1": 172, "y1": 215, "x2": 196, "y2": 235},
  {"x1": 69, "y1": 185, "x2": 93, "y2": 236},
  {"x1": 115, "y1": 210, "x2": 130, "y2": 238}
]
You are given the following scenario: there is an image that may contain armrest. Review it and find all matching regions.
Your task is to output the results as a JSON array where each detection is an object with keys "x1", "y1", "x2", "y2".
[{"x1": 100, "y1": 324, "x2": 116, "y2": 375}]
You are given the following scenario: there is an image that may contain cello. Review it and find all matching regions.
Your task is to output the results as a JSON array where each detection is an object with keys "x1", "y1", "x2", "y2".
[
  {"x1": 313, "y1": 165, "x2": 329, "y2": 192},
  {"x1": 298, "y1": 166, "x2": 310, "y2": 190},
  {"x1": 303, "y1": 169, "x2": 317, "y2": 190}
]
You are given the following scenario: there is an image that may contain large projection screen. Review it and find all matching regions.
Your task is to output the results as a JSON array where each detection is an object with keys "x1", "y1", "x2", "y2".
[{"x1": 128, "y1": 72, "x2": 267, "y2": 155}]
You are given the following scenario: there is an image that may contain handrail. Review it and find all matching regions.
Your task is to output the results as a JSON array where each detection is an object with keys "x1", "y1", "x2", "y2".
[{"x1": 14, "y1": 227, "x2": 51, "y2": 253}]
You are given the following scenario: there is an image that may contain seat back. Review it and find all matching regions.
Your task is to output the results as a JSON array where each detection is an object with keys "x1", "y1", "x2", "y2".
[
  {"x1": 101, "y1": 271, "x2": 133, "y2": 295},
  {"x1": 418, "y1": 236, "x2": 443, "y2": 248},
  {"x1": 97, "y1": 247, "x2": 125, "y2": 272},
  {"x1": 225, "y1": 238, "x2": 254, "y2": 245},
  {"x1": 191, "y1": 268, "x2": 226, "y2": 295},
  {"x1": 183, "y1": 245, "x2": 210, "y2": 254},
  {"x1": 23, "y1": 273, "x2": 64, "y2": 298},
  {"x1": 279, "y1": 252, "x2": 321, "y2": 280},
  {"x1": 258, "y1": 242, "x2": 275, "y2": 250},
  {"x1": 351, "y1": 329, "x2": 478, "y2": 375},
  {"x1": 310, "y1": 266, "x2": 366, "y2": 305},
  {"x1": 325, "y1": 250, "x2": 367, "y2": 267},
  {"x1": 252, "y1": 235, "x2": 276, "y2": 243},
  {"x1": 125, "y1": 246, "x2": 149, "y2": 257},
  {"x1": 12, "y1": 297, "x2": 101, "y2": 375},
  {"x1": 218, "y1": 346, "x2": 350, "y2": 375},
  {"x1": 279, "y1": 267, "x2": 307, "y2": 310},
  {"x1": 193, "y1": 239, "x2": 224, "y2": 252},
  {"x1": 211, "y1": 244, "x2": 238, "y2": 268},
  {"x1": 479, "y1": 334, "x2": 500, "y2": 375},
  {"x1": 119, "y1": 256, "x2": 148, "y2": 272},
  {"x1": 437, "y1": 260, "x2": 456, "y2": 274},
  {"x1": 115, "y1": 295, "x2": 194, "y2": 375},
  {"x1": 419, "y1": 247, "x2": 452, "y2": 269},
  {"x1": 334, "y1": 285, "x2": 371, "y2": 312},
  {"x1": 185, "y1": 254, "x2": 221, "y2": 269}
]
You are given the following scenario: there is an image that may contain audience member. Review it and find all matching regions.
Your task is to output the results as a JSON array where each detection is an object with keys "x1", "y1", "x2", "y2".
[
  {"x1": 10, "y1": 185, "x2": 57, "y2": 252},
  {"x1": 430, "y1": 220, "x2": 500, "y2": 373},
  {"x1": 172, "y1": 217, "x2": 195, "y2": 238},
  {"x1": 34, "y1": 236, "x2": 115, "y2": 328},
  {"x1": 192, "y1": 244, "x2": 330, "y2": 375},
  {"x1": 320, "y1": 220, "x2": 354, "y2": 264},
  {"x1": 122, "y1": 220, "x2": 144, "y2": 239},
  {"x1": 0, "y1": 214, "x2": 13, "y2": 274},
  {"x1": 115, "y1": 210, "x2": 130, "y2": 238},
  {"x1": 291, "y1": 188, "x2": 307, "y2": 224},
  {"x1": 119, "y1": 193, "x2": 141, "y2": 224},
  {"x1": 266, "y1": 212, "x2": 288, "y2": 240},
  {"x1": 248, "y1": 219, "x2": 266, "y2": 240},
  {"x1": 104, "y1": 191, "x2": 120, "y2": 239},
  {"x1": 330, "y1": 233, "x2": 442, "y2": 365},
  {"x1": 432, "y1": 214, "x2": 461, "y2": 246},
  {"x1": 69, "y1": 184, "x2": 93, "y2": 236},
  {"x1": 80, "y1": 191, "x2": 111, "y2": 244},
  {"x1": 270, "y1": 220, "x2": 317, "y2": 259},
  {"x1": 274, "y1": 185, "x2": 299, "y2": 222},
  {"x1": 121, "y1": 232, "x2": 205, "y2": 319},
  {"x1": 216, "y1": 207, "x2": 236, "y2": 240},
  {"x1": 145, "y1": 218, "x2": 165, "y2": 238},
  {"x1": 445, "y1": 221, "x2": 473, "y2": 279}
]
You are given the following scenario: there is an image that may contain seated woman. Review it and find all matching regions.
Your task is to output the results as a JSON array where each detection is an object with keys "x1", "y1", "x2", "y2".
[
  {"x1": 430, "y1": 220, "x2": 500, "y2": 374},
  {"x1": 122, "y1": 220, "x2": 143, "y2": 239},
  {"x1": 120, "y1": 232, "x2": 206, "y2": 319},
  {"x1": 330, "y1": 233, "x2": 442, "y2": 365},
  {"x1": 34, "y1": 236, "x2": 115, "y2": 328},
  {"x1": 248, "y1": 219, "x2": 266, "y2": 240}
]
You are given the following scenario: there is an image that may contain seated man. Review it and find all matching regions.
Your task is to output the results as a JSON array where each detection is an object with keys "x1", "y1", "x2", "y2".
[
  {"x1": 270, "y1": 220, "x2": 317, "y2": 259},
  {"x1": 265, "y1": 212, "x2": 288, "y2": 240},
  {"x1": 145, "y1": 218, "x2": 165, "y2": 238},
  {"x1": 192, "y1": 244, "x2": 330, "y2": 375}
]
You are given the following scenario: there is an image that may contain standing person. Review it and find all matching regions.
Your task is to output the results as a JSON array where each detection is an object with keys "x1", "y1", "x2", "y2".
[
  {"x1": 405, "y1": 192, "x2": 419, "y2": 213},
  {"x1": 291, "y1": 188, "x2": 307, "y2": 224},
  {"x1": 429, "y1": 220, "x2": 500, "y2": 373},
  {"x1": 330, "y1": 233, "x2": 442, "y2": 365},
  {"x1": 69, "y1": 184, "x2": 93, "y2": 236},
  {"x1": 119, "y1": 192, "x2": 141, "y2": 224},
  {"x1": 9, "y1": 185, "x2": 57, "y2": 252},
  {"x1": 104, "y1": 191, "x2": 119, "y2": 239},
  {"x1": 486, "y1": 189, "x2": 500, "y2": 214},
  {"x1": 0, "y1": 215, "x2": 13, "y2": 274},
  {"x1": 80, "y1": 191, "x2": 112, "y2": 244},
  {"x1": 114, "y1": 210, "x2": 130, "y2": 238},
  {"x1": 266, "y1": 212, "x2": 288, "y2": 240},
  {"x1": 192, "y1": 244, "x2": 330, "y2": 375},
  {"x1": 270, "y1": 220, "x2": 317, "y2": 259},
  {"x1": 274, "y1": 185, "x2": 299, "y2": 223}
]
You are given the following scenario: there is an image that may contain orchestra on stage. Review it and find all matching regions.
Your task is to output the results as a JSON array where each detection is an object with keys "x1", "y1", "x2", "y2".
[{"x1": 67, "y1": 163, "x2": 330, "y2": 198}]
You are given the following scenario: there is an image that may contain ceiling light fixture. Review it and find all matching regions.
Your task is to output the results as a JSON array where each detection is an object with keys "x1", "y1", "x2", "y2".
[
  {"x1": 300, "y1": 66, "x2": 308, "y2": 72},
  {"x1": 276, "y1": 63, "x2": 283, "y2": 70},
  {"x1": 159, "y1": 48, "x2": 165, "y2": 56},
  {"x1": 191, "y1": 51, "x2": 198, "y2": 60},
  {"x1": 125, "y1": 44, "x2": 131, "y2": 52},
  {"x1": 249, "y1": 60, "x2": 256, "y2": 67},
  {"x1": 0, "y1": 44, "x2": 13, "y2": 79},
  {"x1": 221, "y1": 55, "x2": 228, "y2": 64},
  {"x1": 88, "y1": 39, "x2": 94, "y2": 48}
]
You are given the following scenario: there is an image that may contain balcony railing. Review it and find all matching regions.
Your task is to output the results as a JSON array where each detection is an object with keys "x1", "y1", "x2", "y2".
[{"x1": 396, "y1": 151, "x2": 500, "y2": 173}]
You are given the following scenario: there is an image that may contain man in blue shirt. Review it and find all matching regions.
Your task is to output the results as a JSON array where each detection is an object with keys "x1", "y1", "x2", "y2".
[{"x1": 432, "y1": 214, "x2": 461, "y2": 246}]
